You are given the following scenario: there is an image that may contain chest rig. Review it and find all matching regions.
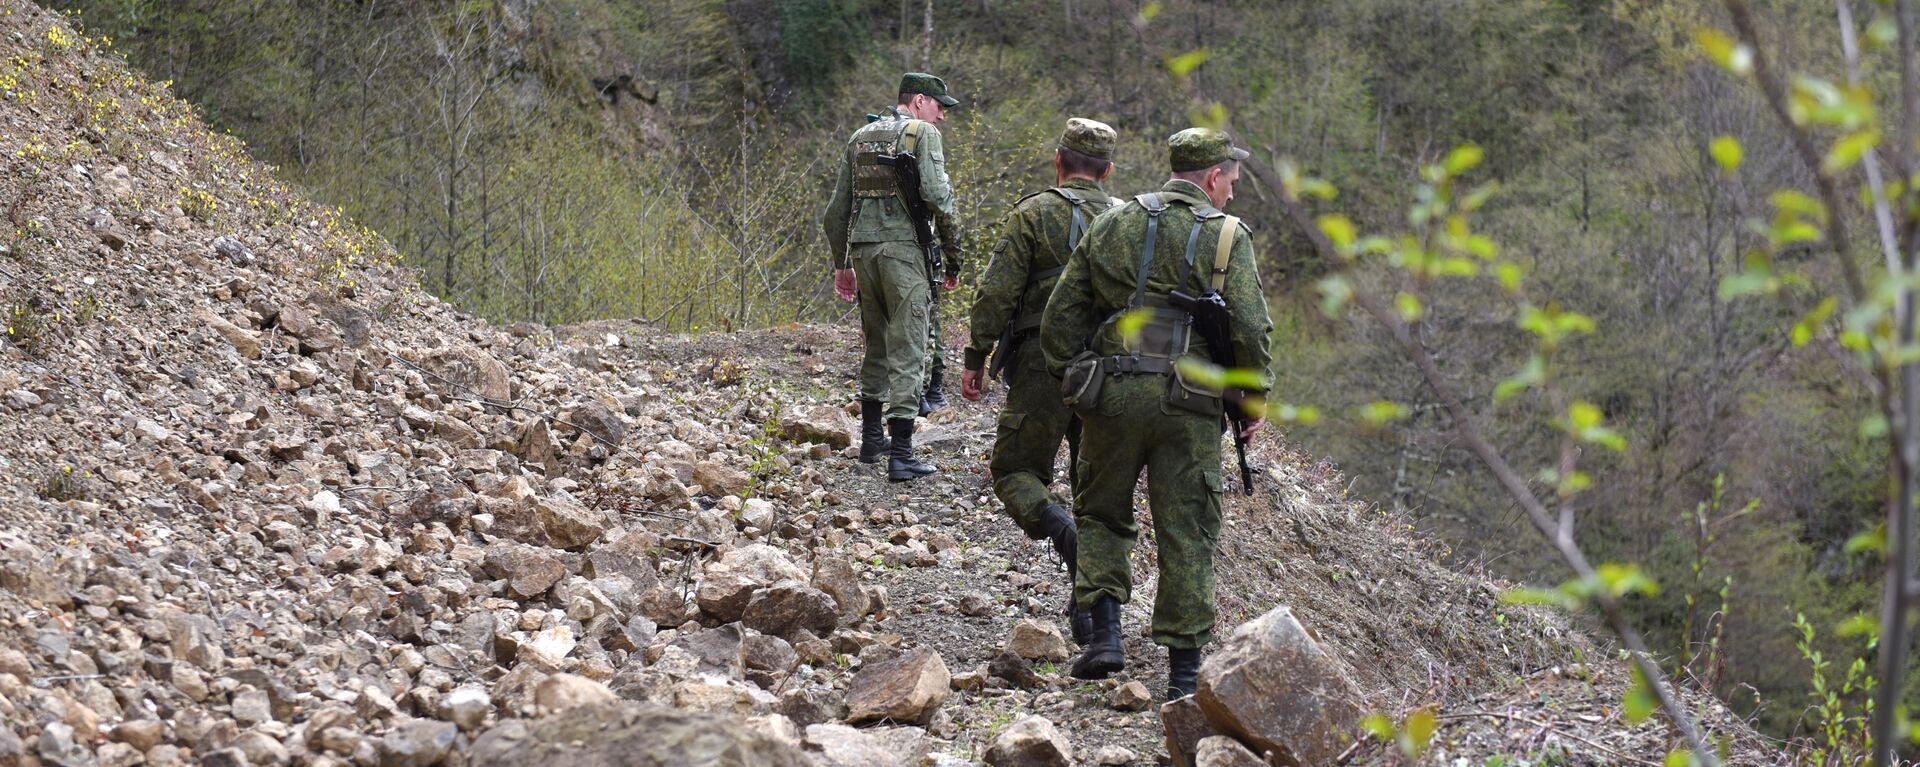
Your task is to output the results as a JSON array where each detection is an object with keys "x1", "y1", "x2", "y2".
[
  {"x1": 1102, "y1": 193, "x2": 1233, "y2": 376},
  {"x1": 851, "y1": 116, "x2": 925, "y2": 212}
]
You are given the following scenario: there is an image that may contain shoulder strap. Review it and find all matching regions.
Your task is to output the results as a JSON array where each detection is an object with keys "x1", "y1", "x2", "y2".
[
  {"x1": 902, "y1": 120, "x2": 925, "y2": 153},
  {"x1": 1211, "y1": 216, "x2": 1240, "y2": 291},
  {"x1": 1130, "y1": 194, "x2": 1167, "y2": 308},
  {"x1": 1052, "y1": 187, "x2": 1090, "y2": 251}
]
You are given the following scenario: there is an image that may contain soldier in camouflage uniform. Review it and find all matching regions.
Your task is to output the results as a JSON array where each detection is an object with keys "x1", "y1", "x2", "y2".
[
  {"x1": 961, "y1": 118, "x2": 1121, "y2": 643},
  {"x1": 1041, "y1": 128, "x2": 1273, "y2": 699},
  {"x1": 822, "y1": 73, "x2": 964, "y2": 482}
]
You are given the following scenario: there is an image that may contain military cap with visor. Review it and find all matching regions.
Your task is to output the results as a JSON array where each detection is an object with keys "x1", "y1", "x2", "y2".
[
  {"x1": 899, "y1": 72, "x2": 961, "y2": 107},
  {"x1": 1168, "y1": 127, "x2": 1250, "y2": 172},
  {"x1": 1059, "y1": 117, "x2": 1117, "y2": 160}
]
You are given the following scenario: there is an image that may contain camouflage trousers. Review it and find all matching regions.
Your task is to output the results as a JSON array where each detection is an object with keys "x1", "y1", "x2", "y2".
[
  {"x1": 1073, "y1": 374, "x2": 1224, "y2": 649},
  {"x1": 853, "y1": 241, "x2": 932, "y2": 421},
  {"x1": 926, "y1": 284, "x2": 947, "y2": 377},
  {"x1": 990, "y1": 341, "x2": 1081, "y2": 538}
]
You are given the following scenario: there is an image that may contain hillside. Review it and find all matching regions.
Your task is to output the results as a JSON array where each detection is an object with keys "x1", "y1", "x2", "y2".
[{"x1": 0, "y1": 3, "x2": 1784, "y2": 766}]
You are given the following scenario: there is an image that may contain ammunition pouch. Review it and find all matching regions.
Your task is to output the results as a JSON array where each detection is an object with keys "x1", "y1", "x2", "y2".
[{"x1": 1060, "y1": 350, "x2": 1106, "y2": 416}]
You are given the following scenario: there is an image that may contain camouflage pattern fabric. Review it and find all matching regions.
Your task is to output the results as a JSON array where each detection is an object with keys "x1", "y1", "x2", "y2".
[
  {"x1": 1039, "y1": 177, "x2": 1274, "y2": 650},
  {"x1": 853, "y1": 241, "x2": 933, "y2": 420},
  {"x1": 822, "y1": 105, "x2": 962, "y2": 421},
  {"x1": 964, "y1": 177, "x2": 1116, "y2": 536}
]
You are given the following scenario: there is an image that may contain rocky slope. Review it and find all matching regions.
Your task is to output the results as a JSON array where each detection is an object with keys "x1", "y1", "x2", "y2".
[{"x1": 0, "y1": 3, "x2": 1783, "y2": 766}]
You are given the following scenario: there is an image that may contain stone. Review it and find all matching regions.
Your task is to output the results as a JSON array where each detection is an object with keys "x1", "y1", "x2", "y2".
[
  {"x1": 196, "y1": 308, "x2": 262, "y2": 359},
  {"x1": 287, "y1": 360, "x2": 324, "y2": 389},
  {"x1": 665, "y1": 623, "x2": 747, "y2": 680},
  {"x1": 1195, "y1": 607, "x2": 1361, "y2": 767},
  {"x1": 376, "y1": 719, "x2": 457, "y2": 767},
  {"x1": 1005, "y1": 619, "x2": 1069, "y2": 662},
  {"x1": 584, "y1": 530, "x2": 663, "y2": 588},
  {"x1": 696, "y1": 545, "x2": 808, "y2": 623},
  {"x1": 802, "y1": 723, "x2": 893, "y2": 767},
  {"x1": 97, "y1": 742, "x2": 142, "y2": 767},
  {"x1": 110, "y1": 720, "x2": 166, "y2": 751},
  {"x1": 694, "y1": 461, "x2": 751, "y2": 497},
  {"x1": 743, "y1": 633, "x2": 799, "y2": 675},
  {"x1": 1111, "y1": 681, "x2": 1153, "y2": 712},
  {"x1": 3, "y1": 389, "x2": 41, "y2": 410},
  {"x1": 211, "y1": 235, "x2": 255, "y2": 265},
  {"x1": 811, "y1": 557, "x2": 869, "y2": 623},
  {"x1": 468, "y1": 702, "x2": 810, "y2": 766},
  {"x1": 232, "y1": 731, "x2": 290, "y2": 767},
  {"x1": 1091, "y1": 746, "x2": 1138, "y2": 765},
  {"x1": 233, "y1": 688, "x2": 274, "y2": 725},
  {"x1": 441, "y1": 686, "x2": 492, "y2": 732},
  {"x1": 958, "y1": 590, "x2": 995, "y2": 617},
  {"x1": 776, "y1": 687, "x2": 846, "y2": 728},
  {"x1": 987, "y1": 652, "x2": 1042, "y2": 689},
  {"x1": 780, "y1": 405, "x2": 854, "y2": 449},
  {"x1": 0, "y1": 725, "x2": 20, "y2": 764},
  {"x1": 410, "y1": 345, "x2": 513, "y2": 402},
  {"x1": 563, "y1": 402, "x2": 626, "y2": 446},
  {"x1": 534, "y1": 673, "x2": 616, "y2": 714},
  {"x1": 982, "y1": 715, "x2": 1071, "y2": 767},
  {"x1": 534, "y1": 492, "x2": 605, "y2": 549},
  {"x1": 1161, "y1": 696, "x2": 1222, "y2": 767},
  {"x1": 739, "y1": 498, "x2": 777, "y2": 532},
  {"x1": 484, "y1": 544, "x2": 567, "y2": 599},
  {"x1": 742, "y1": 580, "x2": 839, "y2": 640},
  {"x1": 516, "y1": 419, "x2": 561, "y2": 476},
  {"x1": 846, "y1": 646, "x2": 950, "y2": 725},
  {"x1": 1194, "y1": 736, "x2": 1268, "y2": 767}
]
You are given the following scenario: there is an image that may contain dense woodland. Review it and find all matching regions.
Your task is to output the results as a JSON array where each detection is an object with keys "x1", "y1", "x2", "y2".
[{"x1": 50, "y1": 0, "x2": 1909, "y2": 746}]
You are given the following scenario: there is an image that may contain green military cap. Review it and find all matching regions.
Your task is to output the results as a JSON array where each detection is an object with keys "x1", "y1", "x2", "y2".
[
  {"x1": 1168, "y1": 127, "x2": 1250, "y2": 172},
  {"x1": 899, "y1": 72, "x2": 960, "y2": 107},
  {"x1": 1059, "y1": 117, "x2": 1117, "y2": 160}
]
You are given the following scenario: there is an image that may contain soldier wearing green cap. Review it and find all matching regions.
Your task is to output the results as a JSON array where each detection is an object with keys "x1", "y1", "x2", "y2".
[
  {"x1": 960, "y1": 117, "x2": 1122, "y2": 643},
  {"x1": 823, "y1": 72, "x2": 964, "y2": 482},
  {"x1": 1040, "y1": 127, "x2": 1272, "y2": 699}
]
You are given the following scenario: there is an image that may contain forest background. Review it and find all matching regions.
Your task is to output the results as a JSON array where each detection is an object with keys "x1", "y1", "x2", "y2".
[{"x1": 43, "y1": 0, "x2": 1899, "y2": 744}]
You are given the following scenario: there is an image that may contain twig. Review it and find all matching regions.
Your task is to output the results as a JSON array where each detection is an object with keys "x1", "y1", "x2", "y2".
[
  {"x1": 1434, "y1": 711, "x2": 1663, "y2": 767},
  {"x1": 175, "y1": 555, "x2": 226, "y2": 633}
]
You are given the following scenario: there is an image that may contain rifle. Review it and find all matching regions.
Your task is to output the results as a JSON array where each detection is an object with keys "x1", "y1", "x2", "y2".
[
  {"x1": 875, "y1": 152, "x2": 941, "y2": 285},
  {"x1": 1168, "y1": 288, "x2": 1255, "y2": 496}
]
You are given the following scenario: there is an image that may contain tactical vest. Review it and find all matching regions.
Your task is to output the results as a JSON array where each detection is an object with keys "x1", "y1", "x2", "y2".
[
  {"x1": 1102, "y1": 193, "x2": 1242, "y2": 418},
  {"x1": 851, "y1": 117, "x2": 926, "y2": 211},
  {"x1": 1006, "y1": 187, "x2": 1115, "y2": 337}
]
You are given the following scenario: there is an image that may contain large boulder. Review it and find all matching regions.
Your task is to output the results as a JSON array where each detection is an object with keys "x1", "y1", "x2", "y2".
[
  {"x1": 696, "y1": 545, "x2": 808, "y2": 623},
  {"x1": 846, "y1": 646, "x2": 949, "y2": 725},
  {"x1": 811, "y1": 557, "x2": 869, "y2": 623},
  {"x1": 983, "y1": 715, "x2": 1072, "y2": 767},
  {"x1": 1162, "y1": 696, "x2": 1223, "y2": 767},
  {"x1": 1195, "y1": 606, "x2": 1361, "y2": 767},
  {"x1": 742, "y1": 580, "x2": 839, "y2": 640},
  {"x1": 468, "y1": 701, "x2": 810, "y2": 767}
]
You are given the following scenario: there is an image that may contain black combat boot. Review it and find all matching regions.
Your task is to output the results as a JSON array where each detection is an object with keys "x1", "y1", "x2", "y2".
[
  {"x1": 859, "y1": 399, "x2": 891, "y2": 464},
  {"x1": 919, "y1": 368, "x2": 948, "y2": 416},
  {"x1": 1167, "y1": 647, "x2": 1202, "y2": 700},
  {"x1": 887, "y1": 419, "x2": 936, "y2": 481},
  {"x1": 1069, "y1": 596, "x2": 1125, "y2": 679},
  {"x1": 1038, "y1": 504, "x2": 1092, "y2": 644}
]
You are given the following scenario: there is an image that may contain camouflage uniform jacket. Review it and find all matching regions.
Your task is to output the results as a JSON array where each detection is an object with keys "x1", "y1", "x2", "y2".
[
  {"x1": 1041, "y1": 179, "x2": 1273, "y2": 394},
  {"x1": 821, "y1": 106, "x2": 962, "y2": 277},
  {"x1": 963, "y1": 178, "x2": 1116, "y2": 372}
]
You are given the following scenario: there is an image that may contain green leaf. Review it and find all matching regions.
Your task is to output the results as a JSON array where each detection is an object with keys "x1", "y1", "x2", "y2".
[
  {"x1": 1499, "y1": 587, "x2": 1579, "y2": 610},
  {"x1": 1717, "y1": 272, "x2": 1774, "y2": 300},
  {"x1": 1317, "y1": 214, "x2": 1356, "y2": 252},
  {"x1": 1596, "y1": 562, "x2": 1660, "y2": 598},
  {"x1": 1316, "y1": 274, "x2": 1351, "y2": 317},
  {"x1": 1172, "y1": 356, "x2": 1226, "y2": 390},
  {"x1": 1189, "y1": 101, "x2": 1229, "y2": 130},
  {"x1": 1837, "y1": 613, "x2": 1880, "y2": 640},
  {"x1": 1624, "y1": 666, "x2": 1658, "y2": 724},
  {"x1": 1298, "y1": 177, "x2": 1338, "y2": 201},
  {"x1": 1496, "y1": 262, "x2": 1526, "y2": 294},
  {"x1": 1360, "y1": 712, "x2": 1395, "y2": 740},
  {"x1": 1395, "y1": 292, "x2": 1424, "y2": 321},
  {"x1": 1443, "y1": 144, "x2": 1484, "y2": 176},
  {"x1": 1360, "y1": 400, "x2": 1411, "y2": 425},
  {"x1": 1693, "y1": 28, "x2": 1752, "y2": 75},
  {"x1": 1460, "y1": 182, "x2": 1499, "y2": 212},
  {"x1": 1116, "y1": 308, "x2": 1154, "y2": 346},
  {"x1": 1557, "y1": 470, "x2": 1592, "y2": 497},
  {"x1": 1267, "y1": 402, "x2": 1322, "y2": 425},
  {"x1": 1791, "y1": 297, "x2": 1839, "y2": 347},
  {"x1": 1869, "y1": 17, "x2": 1898, "y2": 47},
  {"x1": 1400, "y1": 707, "x2": 1438, "y2": 758},
  {"x1": 1494, "y1": 355, "x2": 1547, "y2": 403},
  {"x1": 1666, "y1": 749, "x2": 1702, "y2": 767},
  {"x1": 1164, "y1": 48, "x2": 1210, "y2": 77},
  {"x1": 1709, "y1": 135, "x2": 1743, "y2": 175},
  {"x1": 1137, "y1": 1, "x2": 1163, "y2": 22},
  {"x1": 1771, "y1": 190, "x2": 1827, "y2": 223},
  {"x1": 1847, "y1": 524, "x2": 1888, "y2": 555},
  {"x1": 1824, "y1": 129, "x2": 1882, "y2": 175}
]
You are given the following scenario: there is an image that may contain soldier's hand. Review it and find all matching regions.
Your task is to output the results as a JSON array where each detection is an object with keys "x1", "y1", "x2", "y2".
[
  {"x1": 961, "y1": 368, "x2": 986, "y2": 401},
  {"x1": 942, "y1": 274, "x2": 959, "y2": 291},
  {"x1": 834, "y1": 269, "x2": 858, "y2": 303},
  {"x1": 1238, "y1": 417, "x2": 1265, "y2": 443}
]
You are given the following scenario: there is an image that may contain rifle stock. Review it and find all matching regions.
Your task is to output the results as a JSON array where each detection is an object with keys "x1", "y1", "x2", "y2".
[{"x1": 876, "y1": 152, "x2": 940, "y2": 284}]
